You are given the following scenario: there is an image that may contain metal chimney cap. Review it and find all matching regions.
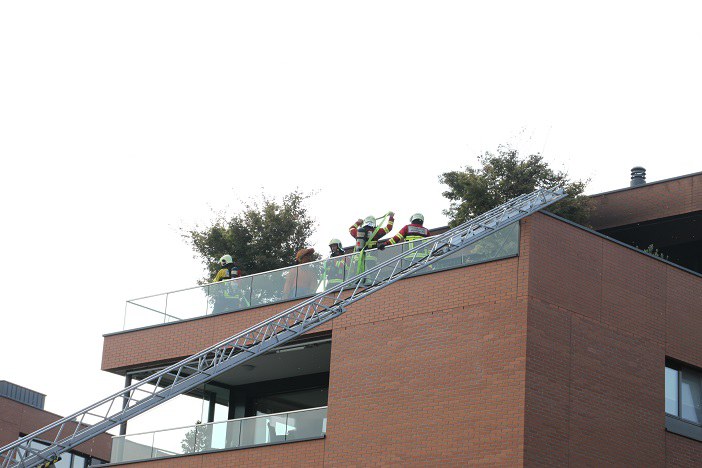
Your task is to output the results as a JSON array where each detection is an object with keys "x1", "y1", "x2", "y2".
[{"x1": 630, "y1": 166, "x2": 646, "y2": 187}]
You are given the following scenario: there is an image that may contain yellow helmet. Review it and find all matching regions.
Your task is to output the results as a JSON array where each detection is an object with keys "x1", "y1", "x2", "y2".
[
  {"x1": 363, "y1": 216, "x2": 376, "y2": 229},
  {"x1": 329, "y1": 238, "x2": 342, "y2": 249}
]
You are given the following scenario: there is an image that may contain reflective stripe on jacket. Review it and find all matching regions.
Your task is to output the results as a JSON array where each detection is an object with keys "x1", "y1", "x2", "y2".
[
  {"x1": 349, "y1": 216, "x2": 395, "y2": 252},
  {"x1": 388, "y1": 223, "x2": 429, "y2": 245}
]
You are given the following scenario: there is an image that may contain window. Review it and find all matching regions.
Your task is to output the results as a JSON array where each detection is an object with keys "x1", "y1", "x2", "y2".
[
  {"x1": 681, "y1": 367, "x2": 702, "y2": 424},
  {"x1": 665, "y1": 366, "x2": 679, "y2": 416},
  {"x1": 18, "y1": 439, "x2": 106, "y2": 468},
  {"x1": 666, "y1": 360, "x2": 702, "y2": 442}
]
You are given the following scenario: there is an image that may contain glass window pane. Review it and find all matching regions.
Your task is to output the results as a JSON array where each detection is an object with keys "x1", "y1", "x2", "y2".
[
  {"x1": 209, "y1": 277, "x2": 252, "y2": 314},
  {"x1": 71, "y1": 454, "x2": 86, "y2": 468},
  {"x1": 286, "y1": 408, "x2": 327, "y2": 441},
  {"x1": 240, "y1": 414, "x2": 285, "y2": 446},
  {"x1": 681, "y1": 367, "x2": 702, "y2": 424},
  {"x1": 251, "y1": 269, "x2": 290, "y2": 306},
  {"x1": 53, "y1": 453, "x2": 71, "y2": 468},
  {"x1": 165, "y1": 285, "x2": 211, "y2": 320},
  {"x1": 295, "y1": 263, "x2": 323, "y2": 298},
  {"x1": 320, "y1": 256, "x2": 348, "y2": 291},
  {"x1": 665, "y1": 367, "x2": 679, "y2": 416}
]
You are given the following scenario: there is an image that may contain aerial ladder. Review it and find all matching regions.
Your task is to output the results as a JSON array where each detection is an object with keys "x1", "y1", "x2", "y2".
[{"x1": 0, "y1": 187, "x2": 565, "y2": 468}]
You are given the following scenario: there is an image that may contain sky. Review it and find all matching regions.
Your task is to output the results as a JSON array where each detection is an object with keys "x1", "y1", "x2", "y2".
[{"x1": 1, "y1": 0, "x2": 701, "y2": 439}]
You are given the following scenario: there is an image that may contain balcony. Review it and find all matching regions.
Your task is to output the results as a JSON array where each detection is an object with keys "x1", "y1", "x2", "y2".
[
  {"x1": 120, "y1": 223, "x2": 520, "y2": 331},
  {"x1": 110, "y1": 407, "x2": 327, "y2": 464}
]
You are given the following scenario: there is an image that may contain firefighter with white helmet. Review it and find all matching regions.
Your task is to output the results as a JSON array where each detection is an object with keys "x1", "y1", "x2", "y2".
[
  {"x1": 328, "y1": 238, "x2": 344, "y2": 257},
  {"x1": 348, "y1": 212, "x2": 394, "y2": 280},
  {"x1": 349, "y1": 212, "x2": 394, "y2": 252},
  {"x1": 212, "y1": 254, "x2": 242, "y2": 282},
  {"x1": 378, "y1": 213, "x2": 431, "y2": 263},
  {"x1": 211, "y1": 254, "x2": 247, "y2": 313},
  {"x1": 382, "y1": 213, "x2": 430, "y2": 247},
  {"x1": 324, "y1": 238, "x2": 347, "y2": 289}
]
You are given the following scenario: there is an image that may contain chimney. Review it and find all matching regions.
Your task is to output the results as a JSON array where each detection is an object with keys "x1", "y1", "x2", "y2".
[{"x1": 630, "y1": 166, "x2": 646, "y2": 187}]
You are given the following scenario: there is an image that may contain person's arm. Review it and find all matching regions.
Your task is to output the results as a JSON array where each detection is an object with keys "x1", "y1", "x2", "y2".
[
  {"x1": 376, "y1": 213, "x2": 395, "y2": 237},
  {"x1": 349, "y1": 219, "x2": 362, "y2": 238},
  {"x1": 212, "y1": 269, "x2": 225, "y2": 282},
  {"x1": 387, "y1": 224, "x2": 408, "y2": 245}
]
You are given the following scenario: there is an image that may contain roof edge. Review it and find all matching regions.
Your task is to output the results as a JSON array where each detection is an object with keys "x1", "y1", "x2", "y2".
[
  {"x1": 539, "y1": 210, "x2": 702, "y2": 279},
  {"x1": 588, "y1": 170, "x2": 702, "y2": 198}
]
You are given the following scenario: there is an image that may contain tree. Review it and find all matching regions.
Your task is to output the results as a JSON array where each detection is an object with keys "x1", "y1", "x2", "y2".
[
  {"x1": 180, "y1": 421, "x2": 209, "y2": 454},
  {"x1": 439, "y1": 146, "x2": 591, "y2": 227},
  {"x1": 183, "y1": 191, "x2": 318, "y2": 282}
]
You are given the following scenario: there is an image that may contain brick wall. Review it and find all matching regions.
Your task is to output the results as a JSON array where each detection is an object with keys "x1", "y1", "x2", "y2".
[
  {"x1": 589, "y1": 172, "x2": 702, "y2": 230},
  {"x1": 0, "y1": 397, "x2": 112, "y2": 461},
  {"x1": 323, "y1": 257, "x2": 527, "y2": 465},
  {"x1": 103, "y1": 249, "x2": 527, "y2": 466},
  {"x1": 102, "y1": 212, "x2": 702, "y2": 466},
  {"x1": 102, "y1": 298, "x2": 335, "y2": 372},
  {"x1": 524, "y1": 212, "x2": 702, "y2": 466}
]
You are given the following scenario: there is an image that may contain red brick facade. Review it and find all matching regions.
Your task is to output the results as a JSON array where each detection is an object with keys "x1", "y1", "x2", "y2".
[
  {"x1": 103, "y1": 210, "x2": 702, "y2": 466},
  {"x1": 524, "y1": 212, "x2": 702, "y2": 466},
  {"x1": 0, "y1": 397, "x2": 112, "y2": 462},
  {"x1": 589, "y1": 172, "x2": 702, "y2": 230},
  {"x1": 108, "y1": 439, "x2": 325, "y2": 467}
]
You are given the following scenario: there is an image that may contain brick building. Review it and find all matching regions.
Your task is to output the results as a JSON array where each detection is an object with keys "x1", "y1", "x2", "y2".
[
  {"x1": 95, "y1": 170, "x2": 702, "y2": 466},
  {"x1": 0, "y1": 381, "x2": 112, "y2": 467}
]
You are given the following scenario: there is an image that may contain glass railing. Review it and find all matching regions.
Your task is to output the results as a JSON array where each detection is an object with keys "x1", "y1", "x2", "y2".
[
  {"x1": 122, "y1": 223, "x2": 519, "y2": 330},
  {"x1": 110, "y1": 407, "x2": 328, "y2": 463}
]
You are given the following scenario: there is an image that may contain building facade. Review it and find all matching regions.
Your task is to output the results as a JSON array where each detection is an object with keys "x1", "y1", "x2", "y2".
[
  {"x1": 0, "y1": 381, "x2": 112, "y2": 467},
  {"x1": 98, "y1": 171, "x2": 702, "y2": 466}
]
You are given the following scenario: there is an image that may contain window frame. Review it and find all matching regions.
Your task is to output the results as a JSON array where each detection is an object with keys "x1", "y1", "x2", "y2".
[{"x1": 665, "y1": 358, "x2": 702, "y2": 442}]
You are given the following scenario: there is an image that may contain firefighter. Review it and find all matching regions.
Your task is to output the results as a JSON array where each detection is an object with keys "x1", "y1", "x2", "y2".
[
  {"x1": 212, "y1": 254, "x2": 242, "y2": 282},
  {"x1": 379, "y1": 213, "x2": 431, "y2": 261},
  {"x1": 329, "y1": 238, "x2": 345, "y2": 257},
  {"x1": 349, "y1": 212, "x2": 394, "y2": 252},
  {"x1": 324, "y1": 239, "x2": 347, "y2": 289},
  {"x1": 349, "y1": 212, "x2": 394, "y2": 277},
  {"x1": 382, "y1": 213, "x2": 430, "y2": 246},
  {"x1": 211, "y1": 255, "x2": 248, "y2": 313}
]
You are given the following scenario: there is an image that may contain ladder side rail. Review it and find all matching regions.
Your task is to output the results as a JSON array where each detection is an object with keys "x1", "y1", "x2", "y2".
[{"x1": 1, "y1": 187, "x2": 564, "y2": 468}]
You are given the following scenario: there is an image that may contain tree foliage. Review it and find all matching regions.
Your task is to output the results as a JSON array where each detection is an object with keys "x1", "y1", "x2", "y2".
[
  {"x1": 180, "y1": 422, "x2": 208, "y2": 454},
  {"x1": 183, "y1": 191, "x2": 318, "y2": 282},
  {"x1": 439, "y1": 146, "x2": 592, "y2": 227}
]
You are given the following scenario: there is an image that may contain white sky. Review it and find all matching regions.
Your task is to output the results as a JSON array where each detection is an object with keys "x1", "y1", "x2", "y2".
[{"x1": 1, "y1": 0, "x2": 701, "y2": 439}]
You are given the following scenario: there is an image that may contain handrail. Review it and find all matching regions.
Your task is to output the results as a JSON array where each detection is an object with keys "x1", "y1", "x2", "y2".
[
  {"x1": 111, "y1": 406, "x2": 328, "y2": 439},
  {"x1": 121, "y1": 230, "x2": 518, "y2": 331},
  {"x1": 125, "y1": 249, "x2": 366, "y2": 303},
  {"x1": 110, "y1": 406, "x2": 328, "y2": 463}
]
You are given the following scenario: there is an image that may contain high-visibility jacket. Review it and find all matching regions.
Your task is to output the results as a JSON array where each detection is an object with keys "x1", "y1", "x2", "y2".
[
  {"x1": 388, "y1": 223, "x2": 431, "y2": 261},
  {"x1": 212, "y1": 263, "x2": 249, "y2": 309},
  {"x1": 387, "y1": 223, "x2": 430, "y2": 245},
  {"x1": 349, "y1": 216, "x2": 394, "y2": 251},
  {"x1": 213, "y1": 263, "x2": 242, "y2": 282},
  {"x1": 324, "y1": 255, "x2": 347, "y2": 287}
]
